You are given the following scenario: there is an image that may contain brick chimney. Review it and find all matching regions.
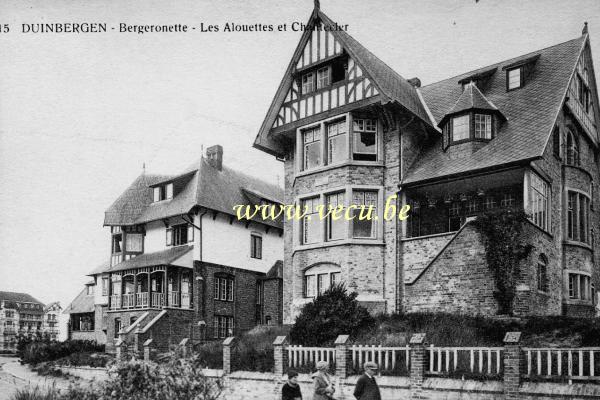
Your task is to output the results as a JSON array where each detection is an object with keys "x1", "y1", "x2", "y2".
[
  {"x1": 206, "y1": 145, "x2": 223, "y2": 171},
  {"x1": 407, "y1": 77, "x2": 421, "y2": 88}
]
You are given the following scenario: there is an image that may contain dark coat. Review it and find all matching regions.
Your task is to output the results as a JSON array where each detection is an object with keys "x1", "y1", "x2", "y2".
[
  {"x1": 282, "y1": 381, "x2": 302, "y2": 400},
  {"x1": 353, "y1": 373, "x2": 381, "y2": 400}
]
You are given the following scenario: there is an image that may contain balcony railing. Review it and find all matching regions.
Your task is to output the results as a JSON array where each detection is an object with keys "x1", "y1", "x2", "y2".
[
  {"x1": 169, "y1": 291, "x2": 180, "y2": 307},
  {"x1": 136, "y1": 292, "x2": 149, "y2": 307},
  {"x1": 567, "y1": 89, "x2": 597, "y2": 138},
  {"x1": 110, "y1": 295, "x2": 121, "y2": 310},
  {"x1": 122, "y1": 293, "x2": 135, "y2": 309},
  {"x1": 152, "y1": 293, "x2": 165, "y2": 308}
]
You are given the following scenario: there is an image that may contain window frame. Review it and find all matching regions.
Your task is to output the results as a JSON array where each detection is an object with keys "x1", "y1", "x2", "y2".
[
  {"x1": 451, "y1": 114, "x2": 470, "y2": 142},
  {"x1": 568, "y1": 273, "x2": 592, "y2": 301},
  {"x1": 351, "y1": 190, "x2": 378, "y2": 239},
  {"x1": 566, "y1": 190, "x2": 591, "y2": 244},
  {"x1": 352, "y1": 118, "x2": 378, "y2": 161},
  {"x1": 528, "y1": 171, "x2": 551, "y2": 232},
  {"x1": 250, "y1": 233, "x2": 263, "y2": 259},
  {"x1": 214, "y1": 276, "x2": 234, "y2": 302},
  {"x1": 565, "y1": 130, "x2": 580, "y2": 166},
  {"x1": 153, "y1": 183, "x2": 173, "y2": 202},
  {"x1": 316, "y1": 66, "x2": 331, "y2": 90},
  {"x1": 301, "y1": 71, "x2": 315, "y2": 95},
  {"x1": 303, "y1": 265, "x2": 342, "y2": 298},
  {"x1": 474, "y1": 113, "x2": 492, "y2": 140},
  {"x1": 166, "y1": 223, "x2": 194, "y2": 247},
  {"x1": 507, "y1": 67, "x2": 522, "y2": 91}
]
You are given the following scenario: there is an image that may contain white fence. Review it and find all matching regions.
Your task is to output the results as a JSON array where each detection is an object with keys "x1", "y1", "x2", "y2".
[
  {"x1": 352, "y1": 345, "x2": 410, "y2": 374},
  {"x1": 288, "y1": 345, "x2": 336, "y2": 368},
  {"x1": 428, "y1": 346, "x2": 503, "y2": 377},
  {"x1": 523, "y1": 347, "x2": 600, "y2": 381}
]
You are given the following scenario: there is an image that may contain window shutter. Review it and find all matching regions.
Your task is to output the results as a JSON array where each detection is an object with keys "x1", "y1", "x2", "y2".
[{"x1": 166, "y1": 228, "x2": 173, "y2": 246}]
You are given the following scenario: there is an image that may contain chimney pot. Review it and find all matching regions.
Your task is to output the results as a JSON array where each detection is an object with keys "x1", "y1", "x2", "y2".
[
  {"x1": 407, "y1": 77, "x2": 421, "y2": 88},
  {"x1": 206, "y1": 145, "x2": 223, "y2": 171}
]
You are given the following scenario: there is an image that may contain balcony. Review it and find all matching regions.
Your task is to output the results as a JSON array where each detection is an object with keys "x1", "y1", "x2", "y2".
[{"x1": 566, "y1": 89, "x2": 597, "y2": 141}]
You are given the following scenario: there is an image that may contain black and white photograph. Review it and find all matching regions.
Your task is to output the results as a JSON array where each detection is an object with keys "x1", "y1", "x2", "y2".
[{"x1": 1, "y1": 0, "x2": 599, "y2": 399}]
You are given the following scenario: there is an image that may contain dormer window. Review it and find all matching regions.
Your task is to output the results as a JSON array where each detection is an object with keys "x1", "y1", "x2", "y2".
[
  {"x1": 507, "y1": 67, "x2": 522, "y2": 90},
  {"x1": 317, "y1": 66, "x2": 331, "y2": 89},
  {"x1": 451, "y1": 115, "x2": 470, "y2": 141},
  {"x1": 153, "y1": 183, "x2": 173, "y2": 202},
  {"x1": 474, "y1": 114, "x2": 492, "y2": 139},
  {"x1": 299, "y1": 56, "x2": 348, "y2": 95},
  {"x1": 302, "y1": 72, "x2": 315, "y2": 94}
]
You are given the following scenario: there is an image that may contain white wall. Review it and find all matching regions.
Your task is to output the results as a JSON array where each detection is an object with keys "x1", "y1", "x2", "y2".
[
  {"x1": 198, "y1": 212, "x2": 283, "y2": 273},
  {"x1": 93, "y1": 274, "x2": 108, "y2": 306}
]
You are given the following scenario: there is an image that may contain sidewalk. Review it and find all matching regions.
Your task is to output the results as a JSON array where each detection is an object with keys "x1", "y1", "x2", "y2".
[{"x1": 2, "y1": 360, "x2": 72, "y2": 391}]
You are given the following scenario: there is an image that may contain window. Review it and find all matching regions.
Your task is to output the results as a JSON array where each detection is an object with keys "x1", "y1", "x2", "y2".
[
  {"x1": 302, "y1": 197, "x2": 321, "y2": 244},
  {"x1": 214, "y1": 276, "x2": 234, "y2": 301},
  {"x1": 452, "y1": 115, "x2": 470, "y2": 141},
  {"x1": 507, "y1": 67, "x2": 522, "y2": 90},
  {"x1": 153, "y1": 183, "x2": 173, "y2": 202},
  {"x1": 577, "y1": 73, "x2": 591, "y2": 113},
  {"x1": 86, "y1": 285, "x2": 94, "y2": 296},
  {"x1": 303, "y1": 126, "x2": 321, "y2": 170},
  {"x1": 317, "y1": 66, "x2": 331, "y2": 89},
  {"x1": 500, "y1": 193, "x2": 515, "y2": 208},
  {"x1": 327, "y1": 119, "x2": 348, "y2": 164},
  {"x1": 537, "y1": 255, "x2": 548, "y2": 292},
  {"x1": 352, "y1": 191, "x2": 378, "y2": 238},
  {"x1": 250, "y1": 234, "x2": 262, "y2": 259},
  {"x1": 484, "y1": 196, "x2": 497, "y2": 210},
  {"x1": 302, "y1": 72, "x2": 315, "y2": 94},
  {"x1": 474, "y1": 114, "x2": 492, "y2": 139},
  {"x1": 326, "y1": 192, "x2": 345, "y2": 241},
  {"x1": 568, "y1": 273, "x2": 592, "y2": 300},
  {"x1": 567, "y1": 191, "x2": 590, "y2": 243},
  {"x1": 112, "y1": 233, "x2": 122, "y2": 254},
  {"x1": 256, "y1": 282, "x2": 263, "y2": 305},
  {"x1": 529, "y1": 173, "x2": 550, "y2": 231},
  {"x1": 566, "y1": 131, "x2": 580, "y2": 166},
  {"x1": 213, "y1": 316, "x2": 234, "y2": 338},
  {"x1": 102, "y1": 277, "x2": 108, "y2": 296},
  {"x1": 466, "y1": 199, "x2": 478, "y2": 214},
  {"x1": 553, "y1": 127, "x2": 561, "y2": 158},
  {"x1": 353, "y1": 119, "x2": 377, "y2": 161},
  {"x1": 304, "y1": 264, "x2": 342, "y2": 298},
  {"x1": 114, "y1": 318, "x2": 121, "y2": 338},
  {"x1": 125, "y1": 233, "x2": 143, "y2": 252},
  {"x1": 166, "y1": 224, "x2": 194, "y2": 246}
]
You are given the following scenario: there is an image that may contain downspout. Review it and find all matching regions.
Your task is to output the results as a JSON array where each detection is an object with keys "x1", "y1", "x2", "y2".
[{"x1": 197, "y1": 208, "x2": 208, "y2": 320}]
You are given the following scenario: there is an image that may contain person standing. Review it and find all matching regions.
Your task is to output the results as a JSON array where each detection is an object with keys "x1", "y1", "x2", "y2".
[
  {"x1": 282, "y1": 370, "x2": 302, "y2": 400},
  {"x1": 353, "y1": 361, "x2": 381, "y2": 400},
  {"x1": 312, "y1": 361, "x2": 335, "y2": 400}
]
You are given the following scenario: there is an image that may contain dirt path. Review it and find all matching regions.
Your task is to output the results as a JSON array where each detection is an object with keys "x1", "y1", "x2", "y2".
[{"x1": 0, "y1": 356, "x2": 28, "y2": 400}]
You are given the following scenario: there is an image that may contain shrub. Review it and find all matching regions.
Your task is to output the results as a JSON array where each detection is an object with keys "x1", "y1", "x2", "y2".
[
  {"x1": 290, "y1": 284, "x2": 375, "y2": 346},
  {"x1": 19, "y1": 339, "x2": 105, "y2": 365},
  {"x1": 231, "y1": 325, "x2": 289, "y2": 372}
]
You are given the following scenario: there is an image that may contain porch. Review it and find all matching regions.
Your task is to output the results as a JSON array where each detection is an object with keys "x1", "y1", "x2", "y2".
[
  {"x1": 109, "y1": 265, "x2": 192, "y2": 311},
  {"x1": 403, "y1": 169, "x2": 525, "y2": 238}
]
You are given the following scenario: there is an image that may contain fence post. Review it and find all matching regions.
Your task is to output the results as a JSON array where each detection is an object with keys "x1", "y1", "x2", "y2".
[
  {"x1": 143, "y1": 338, "x2": 153, "y2": 362},
  {"x1": 115, "y1": 338, "x2": 126, "y2": 361},
  {"x1": 335, "y1": 335, "x2": 350, "y2": 378},
  {"x1": 179, "y1": 338, "x2": 190, "y2": 357},
  {"x1": 223, "y1": 336, "x2": 236, "y2": 375},
  {"x1": 409, "y1": 333, "x2": 427, "y2": 400},
  {"x1": 273, "y1": 336, "x2": 288, "y2": 376},
  {"x1": 503, "y1": 331, "x2": 522, "y2": 400}
]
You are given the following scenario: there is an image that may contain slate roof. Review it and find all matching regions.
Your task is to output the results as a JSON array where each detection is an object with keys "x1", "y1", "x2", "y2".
[
  {"x1": 104, "y1": 157, "x2": 284, "y2": 229},
  {"x1": 87, "y1": 261, "x2": 110, "y2": 276},
  {"x1": 438, "y1": 82, "x2": 503, "y2": 126},
  {"x1": 0, "y1": 291, "x2": 44, "y2": 308},
  {"x1": 63, "y1": 288, "x2": 94, "y2": 315},
  {"x1": 106, "y1": 245, "x2": 193, "y2": 273},
  {"x1": 404, "y1": 36, "x2": 586, "y2": 185}
]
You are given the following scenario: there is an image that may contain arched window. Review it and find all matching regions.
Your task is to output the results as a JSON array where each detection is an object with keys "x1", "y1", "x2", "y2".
[
  {"x1": 303, "y1": 264, "x2": 342, "y2": 298},
  {"x1": 537, "y1": 254, "x2": 548, "y2": 292},
  {"x1": 566, "y1": 130, "x2": 579, "y2": 166}
]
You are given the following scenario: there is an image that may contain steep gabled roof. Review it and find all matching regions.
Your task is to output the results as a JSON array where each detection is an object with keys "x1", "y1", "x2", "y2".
[
  {"x1": 104, "y1": 157, "x2": 284, "y2": 229},
  {"x1": 106, "y1": 246, "x2": 193, "y2": 273},
  {"x1": 254, "y1": 7, "x2": 435, "y2": 156},
  {"x1": 403, "y1": 35, "x2": 586, "y2": 185}
]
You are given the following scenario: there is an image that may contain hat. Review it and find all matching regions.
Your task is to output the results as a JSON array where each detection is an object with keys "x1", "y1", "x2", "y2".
[
  {"x1": 316, "y1": 361, "x2": 329, "y2": 371},
  {"x1": 288, "y1": 370, "x2": 299, "y2": 378},
  {"x1": 364, "y1": 361, "x2": 378, "y2": 370}
]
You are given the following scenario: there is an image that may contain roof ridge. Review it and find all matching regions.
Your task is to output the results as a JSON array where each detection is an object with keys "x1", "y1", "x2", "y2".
[{"x1": 421, "y1": 36, "x2": 585, "y2": 88}]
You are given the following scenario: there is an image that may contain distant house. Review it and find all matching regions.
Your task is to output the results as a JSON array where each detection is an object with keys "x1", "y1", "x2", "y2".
[
  {"x1": 82, "y1": 145, "x2": 284, "y2": 354},
  {"x1": 43, "y1": 302, "x2": 62, "y2": 341},
  {"x1": 0, "y1": 291, "x2": 45, "y2": 351},
  {"x1": 63, "y1": 283, "x2": 101, "y2": 342}
]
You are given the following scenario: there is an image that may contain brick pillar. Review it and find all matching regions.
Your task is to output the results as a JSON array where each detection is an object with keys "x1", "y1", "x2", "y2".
[
  {"x1": 503, "y1": 332, "x2": 522, "y2": 400},
  {"x1": 273, "y1": 335, "x2": 288, "y2": 375},
  {"x1": 115, "y1": 338, "x2": 126, "y2": 361},
  {"x1": 143, "y1": 338, "x2": 153, "y2": 362},
  {"x1": 223, "y1": 336, "x2": 236, "y2": 375},
  {"x1": 409, "y1": 333, "x2": 427, "y2": 400},
  {"x1": 335, "y1": 335, "x2": 350, "y2": 378},
  {"x1": 179, "y1": 338, "x2": 190, "y2": 358}
]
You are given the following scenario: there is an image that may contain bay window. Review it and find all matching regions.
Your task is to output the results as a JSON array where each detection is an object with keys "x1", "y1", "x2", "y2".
[
  {"x1": 568, "y1": 273, "x2": 592, "y2": 301},
  {"x1": 567, "y1": 191, "x2": 590, "y2": 244},
  {"x1": 528, "y1": 172, "x2": 550, "y2": 231},
  {"x1": 326, "y1": 192, "x2": 345, "y2": 241},
  {"x1": 452, "y1": 115, "x2": 470, "y2": 141},
  {"x1": 353, "y1": 118, "x2": 377, "y2": 161},
  {"x1": 474, "y1": 114, "x2": 492, "y2": 139}
]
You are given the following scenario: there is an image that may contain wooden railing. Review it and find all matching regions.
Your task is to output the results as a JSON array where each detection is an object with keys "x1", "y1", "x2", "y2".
[
  {"x1": 429, "y1": 346, "x2": 503, "y2": 377},
  {"x1": 169, "y1": 291, "x2": 180, "y2": 307},
  {"x1": 523, "y1": 347, "x2": 600, "y2": 382},
  {"x1": 352, "y1": 345, "x2": 410, "y2": 375},
  {"x1": 136, "y1": 292, "x2": 149, "y2": 307},
  {"x1": 110, "y1": 294, "x2": 121, "y2": 309},
  {"x1": 567, "y1": 90, "x2": 597, "y2": 139},
  {"x1": 122, "y1": 293, "x2": 135, "y2": 308},
  {"x1": 152, "y1": 293, "x2": 165, "y2": 308},
  {"x1": 181, "y1": 293, "x2": 191, "y2": 308},
  {"x1": 288, "y1": 345, "x2": 336, "y2": 368}
]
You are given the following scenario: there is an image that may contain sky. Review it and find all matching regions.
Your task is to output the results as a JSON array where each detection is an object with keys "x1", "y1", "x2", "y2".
[{"x1": 0, "y1": 0, "x2": 599, "y2": 311}]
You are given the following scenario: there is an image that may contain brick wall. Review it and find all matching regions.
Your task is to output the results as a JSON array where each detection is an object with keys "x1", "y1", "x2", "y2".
[{"x1": 262, "y1": 278, "x2": 283, "y2": 325}]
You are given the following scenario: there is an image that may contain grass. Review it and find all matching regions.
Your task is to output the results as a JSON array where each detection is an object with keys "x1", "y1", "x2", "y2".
[{"x1": 11, "y1": 387, "x2": 61, "y2": 400}]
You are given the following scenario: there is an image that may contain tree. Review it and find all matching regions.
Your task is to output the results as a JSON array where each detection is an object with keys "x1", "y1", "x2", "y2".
[{"x1": 290, "y1": 284, "x2": 374, "y2": 346}]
